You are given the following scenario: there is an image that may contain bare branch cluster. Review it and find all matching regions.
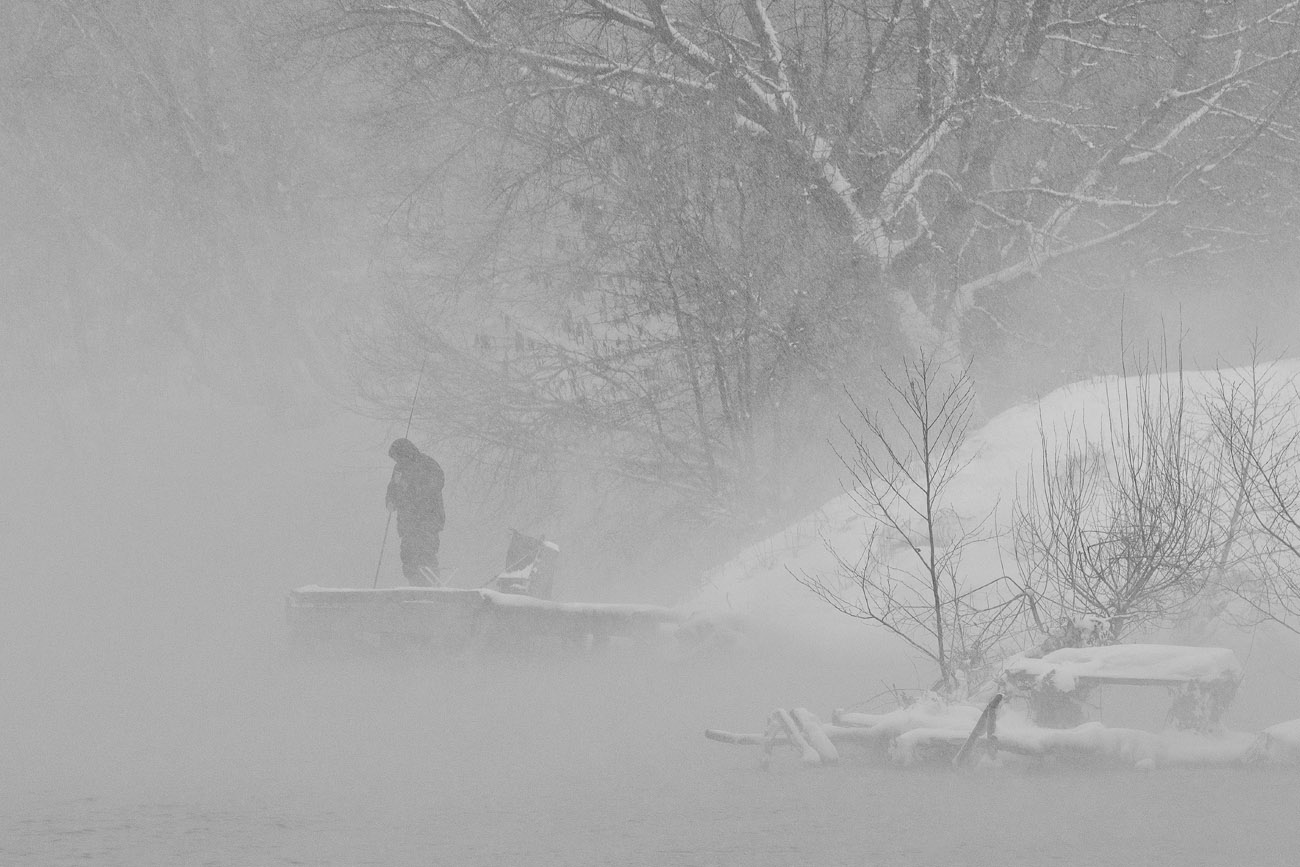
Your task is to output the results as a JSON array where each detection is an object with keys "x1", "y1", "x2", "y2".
[
  {"x1": 1014, "y1": 351, "x2": 1223, "y2": 642},
  {"x1": 1014, "y1": 341, "x2": 1300, "y2": 645},
  {"x1": 340, "y1": 0, "x2": 1300, "y2": 353},
  {"x1": 1201, "y1": 350, "x2": 1300, "y2": 633}
]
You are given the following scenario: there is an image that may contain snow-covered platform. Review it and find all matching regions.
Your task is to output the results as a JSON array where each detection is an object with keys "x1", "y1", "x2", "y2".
[
  {"x1": 286, "y1": 585, "x2": 684, "y2": 651},
  {"x1": 1003, "y1": 644, "x2": 1242, "y2": 691},
  {"x1": 1001, "y1": 644, "x2": 1242, "y2": 731}
]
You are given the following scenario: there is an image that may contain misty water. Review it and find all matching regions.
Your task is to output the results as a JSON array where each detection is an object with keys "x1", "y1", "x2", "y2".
[
  {"x1": 11, "y1": 2, "x2": 1300, "y2": 862},
  {"x1": 4, "y1": 390, "x2": 1299, "y2": 867}
]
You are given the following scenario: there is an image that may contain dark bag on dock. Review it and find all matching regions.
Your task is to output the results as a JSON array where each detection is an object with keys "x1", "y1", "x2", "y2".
[{"x1": 493, "y1": 530, "x2": 559, "y2": 599}]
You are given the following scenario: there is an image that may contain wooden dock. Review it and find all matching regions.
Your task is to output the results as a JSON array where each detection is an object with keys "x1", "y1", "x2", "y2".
[{"x1": 286, "y1": 585, "x2": 684, "y2": 651}]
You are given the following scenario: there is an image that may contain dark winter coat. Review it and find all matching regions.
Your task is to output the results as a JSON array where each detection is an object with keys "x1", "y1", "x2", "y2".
[{"x1": 386, "y1": 438, "x2": 445, "y2": 535}]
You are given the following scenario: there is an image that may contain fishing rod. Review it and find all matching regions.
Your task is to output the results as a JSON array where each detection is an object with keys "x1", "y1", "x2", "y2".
[{"x1": 371, "y1": 355, "x2": 428, "y2": 589}]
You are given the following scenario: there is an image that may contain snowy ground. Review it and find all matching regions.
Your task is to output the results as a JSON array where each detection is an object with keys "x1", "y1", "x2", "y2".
[{"x1": 5, "y1": 376, "x2": 1300, "y2": 865}]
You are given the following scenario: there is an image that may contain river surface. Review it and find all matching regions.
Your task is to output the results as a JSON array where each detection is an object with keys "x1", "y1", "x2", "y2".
[{"x1": 5, "y1": 641, "x2": 1299, "y2": 867}]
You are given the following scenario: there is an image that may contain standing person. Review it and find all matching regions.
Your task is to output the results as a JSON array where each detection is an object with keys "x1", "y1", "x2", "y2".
[{"x1": 386, "y1": 438, "x2": 445, "y2": 586}]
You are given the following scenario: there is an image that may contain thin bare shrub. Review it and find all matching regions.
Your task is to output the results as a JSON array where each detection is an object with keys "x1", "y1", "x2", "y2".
[
  {"x1": 1014, "y1": 348, "x2": 1220, "y2": 645},
  {"x1": 797, "y1": 355, "x2": 1030, "y2": 694}
]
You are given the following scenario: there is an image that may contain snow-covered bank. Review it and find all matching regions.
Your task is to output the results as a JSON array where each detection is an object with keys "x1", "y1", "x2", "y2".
[{"x1": 682, "y1": 362, "x2": 1300, "y2": 721}]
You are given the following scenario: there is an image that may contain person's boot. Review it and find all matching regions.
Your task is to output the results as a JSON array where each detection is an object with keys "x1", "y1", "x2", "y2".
[{"x1": 404, "y1": 564, "x2": 434, "y2": 587}]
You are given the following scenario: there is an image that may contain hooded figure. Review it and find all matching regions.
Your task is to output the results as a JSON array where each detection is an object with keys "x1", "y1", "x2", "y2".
[{"x1": 386, "y1": 438, "x2": 445, "y2": 586}]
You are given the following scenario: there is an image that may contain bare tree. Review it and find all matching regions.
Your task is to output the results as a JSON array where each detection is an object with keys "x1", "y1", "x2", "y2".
[
  {"x1": 1014, "y1": 349, "x2": 1222, "y2": 644},
  {"x1": 797, "y1": 355, "x2": 1029, "y2": 694},
  {"x1": 334, "y1": 0, "x2": 1300, "y2": 360}
]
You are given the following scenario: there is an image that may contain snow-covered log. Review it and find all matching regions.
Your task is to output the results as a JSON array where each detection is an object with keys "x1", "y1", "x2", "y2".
[
  {"x1": 704, "y1": 729, "x2": 780, "y2": 747},
  {"x1": 989, "y1": 723, "x2": 1263, "y2": 769},
  {"x1": 953, "y1": 693, "x2": 1003, "y2": 767},
  {"x1": 771, "y1": 709, "x2": 822, "y2": 765},
  {"x1": 1259, "y1": 719, "x2": 1300, "y2": 764},
  {"x1": 791, "y1": 708, "x2": 839, "y2": 764},
  {"x1": 709, "y1": 697, "x2": 984, "y2": 766},
  {"x1": 707, "y1": 694, "x2": 1300, "y2": 770}
]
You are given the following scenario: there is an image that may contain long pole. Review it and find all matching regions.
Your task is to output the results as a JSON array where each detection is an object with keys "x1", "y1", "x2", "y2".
[
  {"x1": 370, "y1": 514, "x2": 394, "y2": 590},
  {"x1": 371, "y1": 356, "x2": 429, "y2": 589},
  {"x1": 403, "y1": 355, "x2": 429, "y2": 439}
]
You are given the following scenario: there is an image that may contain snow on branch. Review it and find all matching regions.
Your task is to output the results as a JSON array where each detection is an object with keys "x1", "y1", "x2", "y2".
[
  {"x1": 1159, "y1": 48, "x2": 1298, "y2": 109},
  {"x1": 1118, "y1": 93, "x2": 1228, "y2": 167},
  {"x1": 1199, "y1": 0, "x2": 1300, "y2": 42},
  {"x1": 1043, "y1": 33, "x2": 1150, "y2": 58},
  {"x1": 954, "y1": 209, "x2": 1163, "y2": 302},
  {"x1": 985, "y1": 186, "x2": 1173, "y2": 210},
  {"x1": 879, "y1": 116, "x2": 956, "y2": 213},
  {"x1": 580, "y1": 0, "x2": 656, "y2": 33},
  {"x1": 740, "y1": 0, "x2": 791, "y2": 93},
  {"x1": 641, "y1": 0, "x2": 722, "y2": 75},
  {"x1": 352, "y1": 3, "x2": 715, "y2": 95}
]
